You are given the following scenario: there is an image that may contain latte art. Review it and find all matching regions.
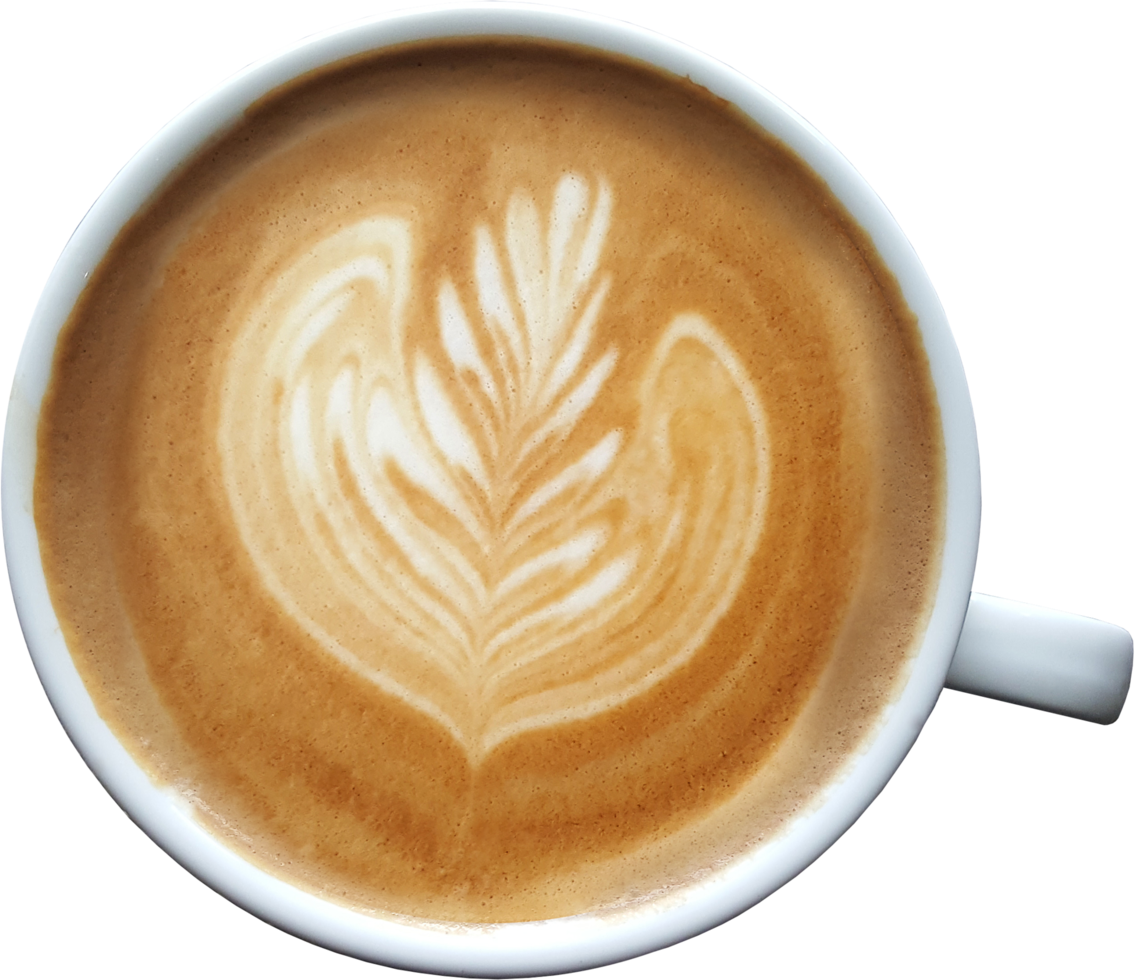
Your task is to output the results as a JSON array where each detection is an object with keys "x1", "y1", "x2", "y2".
[{"x1": 220, "y1": 174, "x2": 769, "y2": 755}]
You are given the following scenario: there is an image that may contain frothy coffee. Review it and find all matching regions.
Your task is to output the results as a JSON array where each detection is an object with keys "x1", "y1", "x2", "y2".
[{"x1": 35, "y1": 40, "x2": 943, "y2": 922}]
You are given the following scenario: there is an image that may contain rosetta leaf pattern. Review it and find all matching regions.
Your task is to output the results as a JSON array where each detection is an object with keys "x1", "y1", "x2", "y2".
[{"x1": 219, "y1": 174, "x2": 770, "y2": 757}]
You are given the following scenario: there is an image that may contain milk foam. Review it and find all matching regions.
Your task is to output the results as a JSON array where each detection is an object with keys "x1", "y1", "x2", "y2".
[
  {"x1": 219, "y1": 174, "x2": 770, "y2": 756},
  {"x1": 36, "y1": 41, "x2": 943, "y2": 921}
]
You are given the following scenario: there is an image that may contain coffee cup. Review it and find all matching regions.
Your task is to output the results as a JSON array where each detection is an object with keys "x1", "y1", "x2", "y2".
[{"x1": 6, "y1": 5, "x2": 1125, "y2": 972}]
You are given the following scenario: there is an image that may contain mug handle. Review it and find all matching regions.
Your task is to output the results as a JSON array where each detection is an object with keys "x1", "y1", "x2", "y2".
[{"x1": 945, "y1": 593, "x2": 1133, "y2": 724}]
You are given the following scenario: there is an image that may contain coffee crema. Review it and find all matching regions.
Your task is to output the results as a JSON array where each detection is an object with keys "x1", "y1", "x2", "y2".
[{"x1": 35, "y1": 40, "x2": 944, "y2": 922}]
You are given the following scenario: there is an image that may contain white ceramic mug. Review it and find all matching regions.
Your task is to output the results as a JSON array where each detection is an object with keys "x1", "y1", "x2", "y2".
[{"x1": 4, "y1": 4, "x2": 1131, "y2": 976}]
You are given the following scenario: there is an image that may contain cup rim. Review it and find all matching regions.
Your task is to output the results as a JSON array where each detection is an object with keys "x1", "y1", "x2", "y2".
[{"x1": 2, "y1": 3, "x2": 981, "y2": 975}]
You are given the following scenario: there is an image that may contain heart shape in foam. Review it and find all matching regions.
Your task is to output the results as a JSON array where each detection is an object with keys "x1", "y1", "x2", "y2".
[{"x1": 218, "y1": 174, "x2": 771, "y2": 757}]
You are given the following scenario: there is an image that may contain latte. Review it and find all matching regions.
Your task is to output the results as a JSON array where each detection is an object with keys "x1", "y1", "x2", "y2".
[{"x1": 35, "y1": 40, "x2": 943, "y2": 922}]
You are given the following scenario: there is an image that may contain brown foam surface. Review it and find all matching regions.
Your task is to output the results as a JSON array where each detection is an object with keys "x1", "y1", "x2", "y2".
[{"x1": 35, "y1": 40, "x2": 944, "y2": 922}]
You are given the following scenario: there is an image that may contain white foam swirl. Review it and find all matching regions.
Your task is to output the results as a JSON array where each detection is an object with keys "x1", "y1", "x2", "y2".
[{"x1": 219, "y1": 175, "x2": 771, "y2": 756}]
